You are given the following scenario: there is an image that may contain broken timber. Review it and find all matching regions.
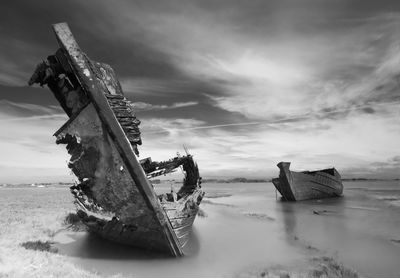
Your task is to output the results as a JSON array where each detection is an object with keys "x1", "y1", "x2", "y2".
[{"x1": 28, "y1": 23, "x2": 204, "y2": 256}]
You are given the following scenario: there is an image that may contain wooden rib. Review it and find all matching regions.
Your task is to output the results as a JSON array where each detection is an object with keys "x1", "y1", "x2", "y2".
[{"x1": 311, "y1": 187, "x2": 332, "y2": 194}]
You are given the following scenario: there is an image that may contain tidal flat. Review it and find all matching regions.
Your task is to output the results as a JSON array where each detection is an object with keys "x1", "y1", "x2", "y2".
[{"x1": 0, "y1": 180, "x2": 399, "y2": 277}]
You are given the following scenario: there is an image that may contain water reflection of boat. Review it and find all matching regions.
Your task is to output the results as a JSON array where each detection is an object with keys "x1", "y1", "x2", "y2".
[
  {"x1": 272, "y1": 162, "x2": 343, "y2": 201},
  {"x1": 29, "y1": 23, "x2": 204, "y2": 257}
]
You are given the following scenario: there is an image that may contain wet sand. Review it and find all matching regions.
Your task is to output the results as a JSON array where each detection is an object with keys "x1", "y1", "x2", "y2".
[{"x1": 0, "y1": 180, "x2": 399, "y2": 277}]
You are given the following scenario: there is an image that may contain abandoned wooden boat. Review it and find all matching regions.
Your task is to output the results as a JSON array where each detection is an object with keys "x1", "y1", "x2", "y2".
[
  {"x1": 28, "y1": 23, "x2": 204, "y2": 256},
  {"x1": 272, "y1": 162, "x2": 343, "y2": 201}
]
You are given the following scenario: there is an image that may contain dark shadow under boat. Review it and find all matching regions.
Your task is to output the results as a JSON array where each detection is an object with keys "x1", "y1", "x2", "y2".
[
  {"x1": 272, "y1": 162, "x2": 343, "y2": 201},
  {"x1": 54, "y1": 225, "x2": 201, "y2": 260},
  {"x1": 29, "y1": 22, "x2": 204, "y2": 257}
]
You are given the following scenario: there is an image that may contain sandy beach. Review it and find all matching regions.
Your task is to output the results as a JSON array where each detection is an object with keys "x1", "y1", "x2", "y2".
[{"x1": 1, "y1": 180, "x2": 399, "y2": 278}]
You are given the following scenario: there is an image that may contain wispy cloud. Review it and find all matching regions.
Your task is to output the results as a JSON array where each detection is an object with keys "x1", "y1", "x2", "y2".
[
  {"x1": 0, "y1": 100, "x2": 69, "y2": 183},
  {"x1": 134, "y1": 101, "x2": 198, "y2": 111},
  {"x1": 0, "y1": 100, "x2": 65, "y2": 120},
  {"x1": 144, "y1": 100, "x2": 400, "y2": 134},
  {"x1": 0, "y1": 36, "x2": 52, "y2": 86},
  {"x1": 205, "y1": 14, "x2": 400, "y2": 121},
  {"x1": 0, "y1": 114, "x2": 67, "y2": 123},
  {"x1": 141, "y1": 118, "x2": 206, "y2": 135}
]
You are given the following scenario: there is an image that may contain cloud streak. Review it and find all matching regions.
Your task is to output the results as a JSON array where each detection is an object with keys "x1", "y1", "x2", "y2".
[
  {"x1": 144, "y1": 100, "x2": 400, "y2": 134},
  {"x1": 134, "y1": 101, "x2": 198, "y2": 111},
  {"x1": 206, "y1": 14, "x2": 400, "y2": 122}
]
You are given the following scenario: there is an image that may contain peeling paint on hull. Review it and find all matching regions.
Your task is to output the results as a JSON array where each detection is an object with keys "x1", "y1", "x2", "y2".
[
  {"x1": 272, "y1": 162, "x2": 343, "y2": 201},
  {"x1": 29, "y1": 22, "x2": 204, "y2": 256}
]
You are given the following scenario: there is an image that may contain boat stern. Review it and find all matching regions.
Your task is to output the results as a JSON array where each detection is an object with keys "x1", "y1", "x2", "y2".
[{"x1": 272, "y1": 162, "x2": 296, "y2": 201}]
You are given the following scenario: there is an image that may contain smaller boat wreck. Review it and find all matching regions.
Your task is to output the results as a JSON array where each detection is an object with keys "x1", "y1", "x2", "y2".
[
  {"x1": 272, "y1": 162, "x2": 343, "y2": 201},
  {"x1": 28, "y1": 23, "x2": 204, "y2": 256}
]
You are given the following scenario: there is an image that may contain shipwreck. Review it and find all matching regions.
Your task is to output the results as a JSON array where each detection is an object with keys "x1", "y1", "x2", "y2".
[
  {"x1": 272, "y1": 162, "x2": 343, "y2": 201},
  {"x1": 28, "y1": 23, "x2": 204, "y2": 256}
]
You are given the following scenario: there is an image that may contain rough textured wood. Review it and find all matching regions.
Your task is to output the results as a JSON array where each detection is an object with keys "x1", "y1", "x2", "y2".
[
  {"x1": 105, "y1": 94, "x2": 142, "y2": 153},
  {"x1": 29, "y1": 22, "x2": 205, "y2": 256},
  {"x1": 56, "y1": 104, "x2": 173, "y2": 251},
  {"x1": 52, "y1": 22, "x2": 183, "y2": 256},
  {"x1": 28, "y1": 52, "x2": 90, "y2": 117},
  {"x1": 162, "y1": 189, "x2": 204, "y2": 247},
  {"x1": 272, "y1": 162, "x2": 343, "y2": 201}
]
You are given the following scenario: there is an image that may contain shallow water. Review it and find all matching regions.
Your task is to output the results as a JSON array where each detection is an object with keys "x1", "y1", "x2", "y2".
[
  {"x1": 205, "y1": 181, "x2": 400, "y2": 278},
  {"x1": 2, "y1": 180, "x2": 400, "y2": 277},
  {"x1": 54, "y1": 190, "x2": 306, "y2": 278}
]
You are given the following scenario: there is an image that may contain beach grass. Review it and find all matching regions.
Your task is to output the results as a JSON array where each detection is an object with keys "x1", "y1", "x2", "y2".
[
  {"x1": 0, "y1": 188, "x2": 102, "y2": 277},
  {"x1": 237, "y1": 256, "x2": 360, "y2": 278}
]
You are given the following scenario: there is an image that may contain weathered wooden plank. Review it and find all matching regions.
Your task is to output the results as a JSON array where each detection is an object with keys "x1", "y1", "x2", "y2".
[
  {"x1": 118, "y1": 119, "x2": 141, "y2": 125},
  {"x1": 122, "y1": 126, "x2": 140, "y2": 132},
  {"x1": 104, "y1": 94, "x2": 124, "y2": 99},
  {"x1": 272, "y1": 162, "x2": 343, "y2": 201},
  {"x1": 309, "y1": 180, "x2": 338, "y2": 191},
  {"x1": 92, "y1": 62, "x2": 124, "y2": 96},
  {"x1": 112, "y1": 108, "x2": 135, "y2": 114},
  {"x1": 169, "y1": 216, "x2": 196, "y2": 229},
  {"x1": 114, "y1": 111, "x2": 137, "y2": 118},
  {"x1": 56, "y1": 104, "x2": 164, "y2": 244},
  {"x1": 52, "y1": 22, "x2": 183, "y2": 257},
  {"x1": 108, "y1": 100, "x2": 129, "y2": 106},
  {"x1": 125, "y1": 131, "x2": 141, "y2": 138},
  {"x1": 168, "y1": 213, "x2": 197, "y2": 220}
]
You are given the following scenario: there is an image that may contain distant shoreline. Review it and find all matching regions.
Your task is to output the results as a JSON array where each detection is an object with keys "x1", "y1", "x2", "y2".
[
  {"x1": 1, "y1": 177, "x2": 398, "y2": 187},
  {"x1": 342, "y1": 178, "x2": 400, "y2": 181},
  {"x1": 202, "y1": 177, "x2": 400, "y2": 183}
]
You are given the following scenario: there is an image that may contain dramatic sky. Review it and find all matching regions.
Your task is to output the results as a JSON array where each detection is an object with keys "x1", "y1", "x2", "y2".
[{"x1": 0, "y1": 0, "x2": 399, "y2": 183}]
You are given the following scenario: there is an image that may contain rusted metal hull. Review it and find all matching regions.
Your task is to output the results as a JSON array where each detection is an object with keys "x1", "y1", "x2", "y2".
[
  {"x1": 272, "y1": 162, "x2": 343, "y2": 201},
  {"x1": 29, "y1": 23, "x2": 204, "y2": 256}
]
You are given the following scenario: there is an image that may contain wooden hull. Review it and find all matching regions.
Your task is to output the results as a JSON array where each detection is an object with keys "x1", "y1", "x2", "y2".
[
  {"x1": 78, "y1": 188, "x2": 204, "y2": 251},
  {"x1": 162, "y1": 189, "x2": 204, "y2": 247},
  {"x1": 29, "y1": 23, "x2": 204, "y2": 256},
  {"x1": 272, "y1": 162, "x2": 343, "y2": 201}
]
